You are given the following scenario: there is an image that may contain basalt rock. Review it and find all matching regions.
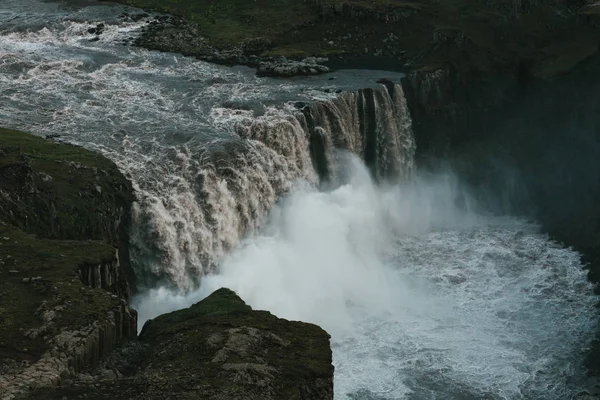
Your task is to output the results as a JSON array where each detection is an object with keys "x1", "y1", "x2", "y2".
[
  {"x1": 0, "y1": 129, "x2": 137, "y2": 399},
  {"x1": 400, "y1": 49, "x2": 600, "y2": 381},
  {"x1": 0, "y1": 128, "x2": 135, "y2": 294},
  {"x1": 28, "y1": 288, "x2": 335, "y2": 400}
]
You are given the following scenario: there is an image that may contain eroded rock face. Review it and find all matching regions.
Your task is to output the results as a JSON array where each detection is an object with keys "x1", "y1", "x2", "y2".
[
  {"x1": 400, "y1": 53, "x2": 600, "y2": 380},
  {"x1": 0, "y1": 128, "x2": 135, "y2": 294},
  {"x1": 29, "y1": 288, "x2": 334, "y2": 400},
  {"x1": 137, "y1": 288, "x2": 333, "y2": 399},
  {"x1": 0, "y1": 129, "x2": 137, "y2": 399}
]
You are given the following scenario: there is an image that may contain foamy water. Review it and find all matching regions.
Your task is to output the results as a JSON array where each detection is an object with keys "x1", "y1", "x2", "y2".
[
  {"x1": 1, "y1": 1, "x2": 598, "y2": 399},
  {"x1": 0, "y1": 0, "x2": 404, "y2": 287},
  {"x1": 134, "y1": 157, "x2": 598, "y2": 400}
]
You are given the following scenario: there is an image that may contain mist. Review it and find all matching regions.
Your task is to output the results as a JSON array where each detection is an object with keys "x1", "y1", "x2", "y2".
[
  {"x1": 133, "y1": 153, "x2": 596, "y2": 398},
  {"x1": 133, "y1": 153, "x2": 478, "y2": 334}
]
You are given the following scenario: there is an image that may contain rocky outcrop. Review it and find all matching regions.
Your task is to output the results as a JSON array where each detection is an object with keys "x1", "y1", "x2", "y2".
[
  {"x1": 400, "y1": 54, "x2": 600, "y2": 284},
  {"x1": 257, "y1": 57, "x2": 330, "y2": 77},
  {"x1": 0, "y1": 226, "x2": 138, "y2": 400},
  {"x1": 125, "y1": 13, "x2": 332, "y2": 76},
  {"x1": 0, "y1": 128, "x2": 135, "y2": 293},
  {"x1": 28, "y1": 288, "x2": 335, "y2": 400},
  {"x1": 0, "y1": 132, "x2": 132, "y2": 244},
  {"x1": 79, "y1": 252, "x2": 128, "y2": 298},
  {"x1": 0, "y1": 129, "x2": 333, "y2": 399},
  {"x1": 0, "y1": 129, "x2": 137, "y2": 399},
  {"x1": 400, "y1": 69, "x2": 519, "y2": 164}
]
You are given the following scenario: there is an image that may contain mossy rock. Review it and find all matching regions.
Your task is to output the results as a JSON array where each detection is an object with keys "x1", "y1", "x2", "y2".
[
  {"x1": 136, "y1": 288, "x2": 333, "y2": 399},
  {"x1": 115, "y1": 0, "x2": 599, "y2": 78},
  {"x1": 0, "y1": 128, "x2": 133, "y2": 244},
  {"x1": 28, "y1": 288, "x2": 334, "y2": 400},
  {"x1": 0, "y1": 225, "x2": 125, "y2": 366},
  {"x1": 0, "y1": 129, "x2": 137, "y2": 396}
]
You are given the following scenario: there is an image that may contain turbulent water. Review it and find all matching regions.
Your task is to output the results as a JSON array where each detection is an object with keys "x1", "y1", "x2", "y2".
[{"x1": 1, "y1": 1, "x2": 598, "y2": 399}]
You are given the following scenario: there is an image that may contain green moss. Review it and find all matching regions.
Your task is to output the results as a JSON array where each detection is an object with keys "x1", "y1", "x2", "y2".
[
  {"x1": 0, "y1": 128, "x2": 119, "y2": 172},
  {"x1": 116, "y1": 0, "x2": 600, "y2": 77},
  {"x1": 119, "y1": 0, "x2": 317, "y2": 47},
  {"x1": 0, "y1": 128, "x2": 133, "y2": 243},
  {"x1": 0, "y1": 225, "x2": 120, "y2": 363},
  {"x1": 0, "y1": 128, "x2": 134, "y2": 366},
  {"x1": 31, "y1": 289, "x2": 333, "y2": 399},
  {"x1": 135, "y1": 288, "x2": 333, "y2": 399}
]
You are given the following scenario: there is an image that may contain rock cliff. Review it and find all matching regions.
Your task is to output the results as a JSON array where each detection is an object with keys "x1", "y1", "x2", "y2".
[
  {"x1": 112, "y1": 0, "x2": 599, "y2": 78},
  {"x1": 0, "y1": 129, "x2": 137, "y2": 399},
  {"x1": 400, "y1": 51, "x2": 600, "y2": 381},
  {"x1": 27, "y1": 288, "x2": 335, "y2": 400}
]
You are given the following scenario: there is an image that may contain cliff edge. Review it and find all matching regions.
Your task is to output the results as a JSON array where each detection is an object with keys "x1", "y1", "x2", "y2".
[
  {"x1": 111, "y1": 0, "x2": 600, "y2": 79},
  {"x1": 0, "y1": 129, "x2": 137, "y2": 399},
  {"x1": 28, "y1": 288, "x2": 335, "y2": 400}
]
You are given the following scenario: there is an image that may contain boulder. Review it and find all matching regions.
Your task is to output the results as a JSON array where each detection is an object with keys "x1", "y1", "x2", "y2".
[{"x1": 256, "y1": 58, "x2": 330, "y2": 78}]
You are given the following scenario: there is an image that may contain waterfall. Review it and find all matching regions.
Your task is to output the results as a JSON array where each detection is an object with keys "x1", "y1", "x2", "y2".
[
  {"x1": 300, "y1": 82, "x2": 415, "y2": 183},
  {"x1": 131, "y1": 83, "x2": 416, "y2": 290}
]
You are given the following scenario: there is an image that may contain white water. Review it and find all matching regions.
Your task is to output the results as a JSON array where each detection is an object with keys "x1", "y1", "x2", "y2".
[
  {"x1": 0, "y1": 2, "x2": 406, "y2": 288},
  {"x1": 134, "y1": 155, "x2": 598, "y2": 399}
]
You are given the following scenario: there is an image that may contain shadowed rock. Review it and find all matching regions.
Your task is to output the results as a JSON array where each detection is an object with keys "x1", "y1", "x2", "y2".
[{"x1": 28, "y1": 288, "x2": 334, "y2": 400}]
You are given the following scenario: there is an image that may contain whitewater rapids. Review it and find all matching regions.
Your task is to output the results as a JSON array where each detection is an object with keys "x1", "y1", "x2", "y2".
[{"x1": 134, "y1": 156, "x2": 598, "y2": 400}]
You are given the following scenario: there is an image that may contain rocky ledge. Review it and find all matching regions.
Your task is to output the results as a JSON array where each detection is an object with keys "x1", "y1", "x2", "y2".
[
  {"x1": 0, "y1": 129, "x2": 137, "y2": 400},
  {"x1": 109, "y1": 0, "x2": 600, "y2": 80},
  {"x1": 27, "y1": 288, "x2": 334, "y2": 400},
  {"x1": 257, "y1": 57, "x2": 330, "y2": 78}
]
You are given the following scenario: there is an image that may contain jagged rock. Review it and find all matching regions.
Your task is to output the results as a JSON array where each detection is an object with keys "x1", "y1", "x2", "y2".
[
  {"x1": 100, "y1": 369, "x2": 118, "y2": 381},
  {"x1": 28, "y1": 288, "x2": 334, "y2": 400},
  {"x1": 88, "y1": 23, "x2": 105, "y2": 36},
  {"x1": 0, "y1": 128, "x2": 135, "y2": 296}
]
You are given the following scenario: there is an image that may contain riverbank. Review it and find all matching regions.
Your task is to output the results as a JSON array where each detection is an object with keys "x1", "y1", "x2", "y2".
[{"x1": 110, "y1": 0, "x2": 600, "y2": 79}]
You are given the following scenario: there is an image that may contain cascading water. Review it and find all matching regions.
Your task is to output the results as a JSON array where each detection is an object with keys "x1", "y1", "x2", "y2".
[
  {"x1": 300, "y1": 82, "x2": 415, "y2": 182},
  {"x1": 1, "y1": 1, "x2": 598, "y2": 399},
  {"x1": 0, "y1": 0, "x2": 410, "y2": 288}
]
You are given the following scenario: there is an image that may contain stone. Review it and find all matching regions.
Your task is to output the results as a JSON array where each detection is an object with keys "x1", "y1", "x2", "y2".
[
  {"x1": 28, "y1": 289, "x2": 334, "y2": 400},
  {"x1": 100, "y1": 369, "x2": 117, "y2": 381},
  {"x1": 256, "y1": 58, "x2": 330, "y2": 78},
  {"x1": 0, "y1": 129, "x2": 136, "y2": 399}
]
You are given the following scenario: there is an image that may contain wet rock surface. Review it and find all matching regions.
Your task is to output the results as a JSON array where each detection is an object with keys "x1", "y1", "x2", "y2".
[
  {"x1": 0, "y1": 131, "x2": 333, "y2": 398},
  {"x1": 400, "y1": 52, "x2": 600, "y2": 382},
  {"x1": 257, "y1": 57, "x2": 330, "y2": 77}
]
